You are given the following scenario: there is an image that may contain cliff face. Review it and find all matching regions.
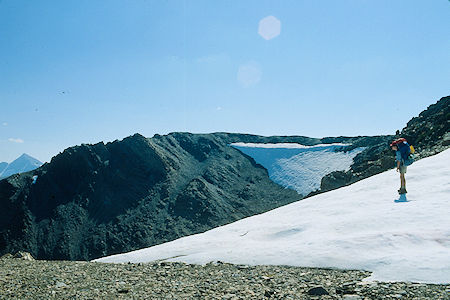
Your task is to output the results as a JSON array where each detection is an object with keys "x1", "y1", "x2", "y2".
[{"x1": 0, "y1": 133, "x2": 301, "y2": 260}]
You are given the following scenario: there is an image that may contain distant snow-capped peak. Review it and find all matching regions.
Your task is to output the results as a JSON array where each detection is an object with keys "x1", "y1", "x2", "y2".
[{"x1": 0, "y1": 153, "x2": 42, "y2": 179}]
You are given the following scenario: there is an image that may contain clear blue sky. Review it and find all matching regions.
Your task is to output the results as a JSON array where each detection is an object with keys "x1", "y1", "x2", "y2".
[{"x1": 1, "y1": 0, "x2": 449, "y2": 163}]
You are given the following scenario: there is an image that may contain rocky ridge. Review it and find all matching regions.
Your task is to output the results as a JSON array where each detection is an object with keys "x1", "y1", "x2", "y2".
[
  {"x1": 0, "y1": 133, "x2": 302, "y2": 261},
  {"x1": 0, "y1": 253, "x2": 448, "y2": 299},
  {"x1": 320, "y1": 96, "x2": 450, "y2": 192},
  {"x1": 401, "y1": 96, "x2": 450, "y2": 157}
]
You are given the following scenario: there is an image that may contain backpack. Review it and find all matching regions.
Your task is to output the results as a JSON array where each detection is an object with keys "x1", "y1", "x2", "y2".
[{"x1": 397, "y1": 140, "x2": 415, "y2": 166}]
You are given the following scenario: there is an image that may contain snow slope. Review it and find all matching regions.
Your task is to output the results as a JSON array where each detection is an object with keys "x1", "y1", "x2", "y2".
[
  {"x1": 95, "y1": 149, "x2": 450, "y2": 284},
  {"x1": 230, "y1": 143, "x2": 365, "y2": 196}
]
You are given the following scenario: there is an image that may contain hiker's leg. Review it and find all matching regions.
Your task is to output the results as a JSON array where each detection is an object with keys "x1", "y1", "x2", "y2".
[
  {"x1": 400, "y1": 173, "x2": 406, "y2": 188},
  {"x1": 403, "y1": 173, "x2": 406, "y2": 189}
]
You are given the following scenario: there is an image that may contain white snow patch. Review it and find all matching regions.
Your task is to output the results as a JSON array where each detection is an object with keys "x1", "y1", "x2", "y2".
[
  {"x1": 230, "y1": 142, "x2": 348, "y2": 149},
  {"x1": 231, "y1": 143, "x2": 365, "y2": 196},
  {"x1": 95, "y1": 149, "x2": 450, "y2": 284}
]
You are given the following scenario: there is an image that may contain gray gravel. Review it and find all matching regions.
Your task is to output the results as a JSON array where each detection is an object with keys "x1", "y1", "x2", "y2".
[{"x1": 0, "y1": 254, "x2": 448, "y2": 299}]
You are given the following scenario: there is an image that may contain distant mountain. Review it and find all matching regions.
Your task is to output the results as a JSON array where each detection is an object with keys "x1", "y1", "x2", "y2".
[
  {"x1": 0, "y1": 154, "x2": 42, "y2": 179},
  {"x1": 0, "y1": 163, "x2": 7, "y2": 175}
]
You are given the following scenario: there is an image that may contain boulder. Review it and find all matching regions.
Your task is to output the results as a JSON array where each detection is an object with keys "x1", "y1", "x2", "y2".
[{"x1": 13, "y1": 251, "x2": 34, "y2": 261}]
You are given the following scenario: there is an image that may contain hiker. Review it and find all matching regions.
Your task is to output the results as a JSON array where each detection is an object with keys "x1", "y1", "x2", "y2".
[{"x1": 390, "y1": 138, "x2": 414, "y2": 194}]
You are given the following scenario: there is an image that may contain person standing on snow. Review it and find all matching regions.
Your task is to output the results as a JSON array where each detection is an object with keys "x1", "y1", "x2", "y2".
[{"x1": 390, "y1": 138, "x2": 413, "y2": 194}]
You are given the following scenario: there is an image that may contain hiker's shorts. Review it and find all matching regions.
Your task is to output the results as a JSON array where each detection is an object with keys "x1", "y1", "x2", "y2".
[{"x1": 399, "y1": 165, "x2": 407, "y2": 174}]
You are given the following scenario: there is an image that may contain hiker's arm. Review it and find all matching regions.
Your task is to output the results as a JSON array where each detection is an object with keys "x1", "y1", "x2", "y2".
[{"x1": 395, "y1": 152, "x2": 401, "y2": 171}]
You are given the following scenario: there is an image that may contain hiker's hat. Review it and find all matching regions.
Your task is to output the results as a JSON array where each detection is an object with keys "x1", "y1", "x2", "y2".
[{"x1": 390, "y1": 137, "x2": 407, "y2": 147}]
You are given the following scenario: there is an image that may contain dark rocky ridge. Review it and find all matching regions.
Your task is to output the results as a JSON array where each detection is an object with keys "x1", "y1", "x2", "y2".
[
  {"x1": 401, "y1": 96, "x2": 450, "y2": 156},
  {"x1": 0, "y1": 133, "x2": 304, "y2": 261}
]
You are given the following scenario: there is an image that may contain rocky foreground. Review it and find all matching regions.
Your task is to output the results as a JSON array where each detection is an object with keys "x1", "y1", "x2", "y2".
[{"x1": 0, "y1": 254, "x2": 448, "y2": 299}]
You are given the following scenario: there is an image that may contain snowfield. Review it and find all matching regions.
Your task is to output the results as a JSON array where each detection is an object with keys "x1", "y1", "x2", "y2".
[
  {"x1": 230, "y1": 143, "x2": 365, "y2": 196},
  {"x1": 95, "y1": 149, "x2": 450, "y2": 284}
]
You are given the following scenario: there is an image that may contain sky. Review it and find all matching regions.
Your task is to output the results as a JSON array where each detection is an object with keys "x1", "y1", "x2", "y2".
[{"x1": 1, "y1": 0, "x2": 449, "y2": 163}]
